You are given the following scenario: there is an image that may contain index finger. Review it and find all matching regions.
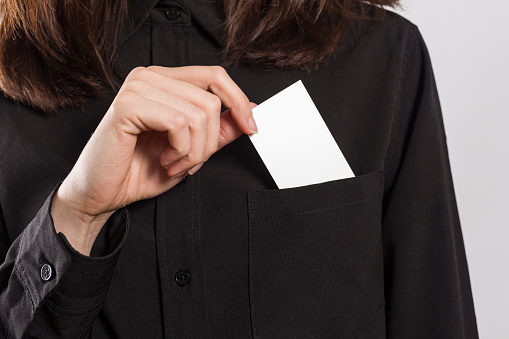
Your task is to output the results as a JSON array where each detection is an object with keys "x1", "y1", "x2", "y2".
[{"x1": 147, "y1": 66, "x2": 257, "y2": 135}]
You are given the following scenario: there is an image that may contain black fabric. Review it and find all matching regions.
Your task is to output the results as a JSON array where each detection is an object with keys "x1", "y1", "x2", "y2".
[
  {"x1": 0, "y1": 0, "x2": 478, "y2": 338},
  {"x1": 247, "y1": 171, "x2": 385, "y2": 338},
  {"x1": 0, "y1": 187, "x2": 127, "y2": 338}
]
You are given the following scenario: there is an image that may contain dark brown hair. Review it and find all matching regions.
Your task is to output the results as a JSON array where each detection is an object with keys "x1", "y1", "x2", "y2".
[{"x1": 0, "y1": 0, "x2": 399, "y2": 112}]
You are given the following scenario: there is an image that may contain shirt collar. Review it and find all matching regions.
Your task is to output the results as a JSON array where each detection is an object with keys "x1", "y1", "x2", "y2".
[
  {"x1": 186, "y1": 0, "x2": 225, "y2": 46},
  {"x1": 122, "y1": 0, "x2": 225, "y2": 47},
  {"x1": 120, "y1": 0, "x2": 159, "y2": 45}
]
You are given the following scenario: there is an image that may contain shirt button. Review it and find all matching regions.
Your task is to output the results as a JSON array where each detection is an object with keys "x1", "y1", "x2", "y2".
[
  {"x1": 175, "y1": 270, "x2": 191, "y2": 286},
  {"x1": 165, "y1": 7, "x2": 180, "y2": 21},
  {"x1": 40, "y1": 264, "x2": 53, "y2": 282}
]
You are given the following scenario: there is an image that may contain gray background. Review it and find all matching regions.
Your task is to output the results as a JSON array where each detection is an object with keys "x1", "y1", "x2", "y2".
[{"x1": 394, "y1": 1, "x2": 509, "y2": 337}]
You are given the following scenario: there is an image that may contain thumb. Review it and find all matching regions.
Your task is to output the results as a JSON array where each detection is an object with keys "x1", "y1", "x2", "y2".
[{"x1": 218, "y1": 102, "x2": 258, "y2": 150}]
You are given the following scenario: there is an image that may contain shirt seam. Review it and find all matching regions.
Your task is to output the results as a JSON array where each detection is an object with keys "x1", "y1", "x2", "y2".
[
  {"x1": 14, "y1": 231, "x2": 37, "y2": 311},
  {"x1": 251, "y1": 190, "x2": 382, "y2": 219},
  {"x1": 381, "y1": 26, "x2": 419, "y2": 191}
]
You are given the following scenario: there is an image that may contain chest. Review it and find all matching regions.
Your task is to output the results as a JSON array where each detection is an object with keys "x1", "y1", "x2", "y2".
[{"x1": 0, "y1": 4, "x2": 403, "y2": 336}]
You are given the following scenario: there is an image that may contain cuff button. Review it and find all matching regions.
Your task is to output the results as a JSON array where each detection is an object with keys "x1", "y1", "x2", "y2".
[{"x1": 40, "y1": 263, "x2": 53, "y2": 282}]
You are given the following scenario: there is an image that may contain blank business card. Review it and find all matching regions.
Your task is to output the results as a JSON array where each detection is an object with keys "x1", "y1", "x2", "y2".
[{"x1": 249, "y1": 80, "x2": 354, "y2": 189}]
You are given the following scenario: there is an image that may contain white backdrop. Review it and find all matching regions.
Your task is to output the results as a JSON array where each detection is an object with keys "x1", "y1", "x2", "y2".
[{"x1": 394, "y1": 1, "x2": 509, "y2": 337}]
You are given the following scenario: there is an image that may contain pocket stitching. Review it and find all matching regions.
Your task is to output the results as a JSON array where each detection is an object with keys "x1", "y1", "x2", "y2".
[
  {"x1": 247, "y1": 192, "x2": 260, "y2": 339},
  {"x1": 252, "y1": 189, "x2": 382, "y2": 219}
]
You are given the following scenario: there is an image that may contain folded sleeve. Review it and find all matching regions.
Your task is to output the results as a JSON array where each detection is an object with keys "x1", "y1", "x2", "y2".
[
  {"x1": 381, "y1": 26, "x2": 478, "y2": 338},
  {"x1": 0, "y1": 185, "x2": 128, "y2": 339}
]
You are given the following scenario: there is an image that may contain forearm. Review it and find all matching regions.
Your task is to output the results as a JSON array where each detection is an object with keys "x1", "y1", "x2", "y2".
[{"x1": 0, "y1": 186, "x2": 128, "y2": 338}]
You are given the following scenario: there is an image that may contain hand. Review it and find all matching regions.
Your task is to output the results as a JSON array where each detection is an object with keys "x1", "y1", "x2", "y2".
[{"x1": 51, "y1": 66, "x2": 257, "y2": 255}]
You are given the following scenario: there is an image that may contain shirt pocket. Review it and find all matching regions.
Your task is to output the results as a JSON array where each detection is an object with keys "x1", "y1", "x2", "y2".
[{"x1": 247, "y1": 171, "x2": 386, "y2": 338}]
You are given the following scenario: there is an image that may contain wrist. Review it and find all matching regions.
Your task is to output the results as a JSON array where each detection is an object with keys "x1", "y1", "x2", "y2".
[{"x1": 51, "y1": 186, "x2": 114, "y2": 256}]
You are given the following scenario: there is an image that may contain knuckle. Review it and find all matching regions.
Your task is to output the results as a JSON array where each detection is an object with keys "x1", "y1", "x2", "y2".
[
  {"x1": 111, "y1": 91, "x2": 138, "y2": 117},
  {"x1": 205, "y1": 95, "x2": 222, "y2": 113},
  {"x1": 197, "y1": 111, "x2": 209, "y2": 126},
  {"x1": 128, "y1": 66, "x2": 155, "y2": 83},
  {"x1": 146, "y1": 66, "x2": 165, "y2": 76},
  {"x1": 122, "y1": 79, "x2": 146, "y2": 93},
  {"x1": 173, "y1": 143, "x2": 190, "y2": 156},
  {"x1": 177, "y1": 144, "x2": 191, "y2": 156},
  {"x1": 146, "y1": 65, "x2": 159, "y2": 72},
  {"x1": 231, "y1": 94, "x2": 250, "y2": 115},
  {"x1": 170, "y1": 112, "x2": 188, "y2": 130},
  {"x1": 206, "y1": 144, "x2": 218, "y2": 157},
  {"x1": 169, "y1": 138, "x2": 191, "y2": 156},
  {"x1": 188, "y1": 151, "x2": 205, "y2": 164},
  {"x1": 128, "y1": 66, "x2": 147, "y2": 79},
  {"x1": 190, "y1": 109, "x2": 208, "y2": 126},
  {"x1": 236, "y1": 91, "x2": 250, "y2": 107},
  {"x1": 209, "y1": 65, "x2": 227, "y2": 78}
]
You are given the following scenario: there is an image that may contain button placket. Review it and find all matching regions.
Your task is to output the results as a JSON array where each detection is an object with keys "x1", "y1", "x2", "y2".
[
  {"x1": 150, "y1": 1, "x2": 205, "y2": 336},
  {"x1": 151, "y1": 0, "x2": 190, "y2": 27},
  {"x1": 149, "y1": 0, "x2": 192, "y2": 67},
  {"x1": 165, "y1": 7, "x2": 181, "y2": 21},
  {"x1": 175, "y1": 269, "x2": 191, "y2": 286}
]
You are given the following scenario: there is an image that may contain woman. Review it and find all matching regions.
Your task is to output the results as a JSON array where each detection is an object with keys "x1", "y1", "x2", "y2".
[{"x1": 0, "y1": 0, "x2": 477, "y2": 337}]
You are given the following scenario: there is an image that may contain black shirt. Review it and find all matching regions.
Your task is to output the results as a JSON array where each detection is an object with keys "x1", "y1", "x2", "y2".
[{"x1": 0, "y1": 0, "x2": 478, "y2": 337}]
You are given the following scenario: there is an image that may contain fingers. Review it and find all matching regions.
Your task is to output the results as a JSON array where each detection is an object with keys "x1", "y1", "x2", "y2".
[
  {"x1": 147, "y1": 65, "x2": 258, "y2": 135},
  {"x1": 119, "y1": 80, "x2": 210, "y2": 174},
  {"x1": 163, "y1": 110, "x2": 208, "y2": 177},
  {"x1": 115, "y1": 66, "x2": 257, "y2": 178},
  {"x1": 110, "y1": 92, "x2": 193, "y2": 174},
  {"x1": 218, "y1": 102, "x2": 258, "y2": 150},
  {"x1": 124, "y1": 69, "x2": 223, "y2": 167}
]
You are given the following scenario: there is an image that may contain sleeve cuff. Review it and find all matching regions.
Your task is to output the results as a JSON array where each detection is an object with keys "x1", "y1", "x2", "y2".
[
  {"x1": 50, "y1": 207, "x2": 129, "y2": 316},
  {"x1": 12, "y1": 184, "x2": 129, "y2": 319}
]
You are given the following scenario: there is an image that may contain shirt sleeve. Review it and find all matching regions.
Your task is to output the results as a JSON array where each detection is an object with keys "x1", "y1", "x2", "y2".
[
  {"x1": 0, "y1": 185, "x2": 129, "y2": 339},
  {"x1": 381, "y1": 26, "x2": 478, "y2": 338}
]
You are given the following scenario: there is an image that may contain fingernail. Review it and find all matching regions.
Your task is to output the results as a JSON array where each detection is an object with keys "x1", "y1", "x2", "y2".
[
  {"x1": 170, "y1": 171, "x2": 187, "y2": 178},
  {"x1": 188, "y1": 163, "x2": 203, "y2": 175},
  {"x1": 248, "y1": 116, "x2": 258, "y2": 134}
]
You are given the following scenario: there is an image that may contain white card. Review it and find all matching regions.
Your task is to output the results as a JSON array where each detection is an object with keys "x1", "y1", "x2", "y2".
[{"x1": 249, "y1": 81, "x2": 354, "y2": 189}]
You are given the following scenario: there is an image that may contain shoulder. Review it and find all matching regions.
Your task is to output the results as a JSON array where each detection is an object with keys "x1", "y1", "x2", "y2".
[
  {"x1": 380, "y1": 10, "x2": 433, "y2": 72},
  {"x1": 345, "y1": 8, "x2": 424, "y2": 55},
  {"x1": 330, "y1": 8, "x2": 426, "y2": 76},
  {"x1": 349, "y1": 8, "x2": 430, "y2": 74},
  {"x1": 375, "y1": 9, "x2": 427, "y2": 55},
  {"x1": 383, "y1": 9, "x2": 418, "y2": 30},
  {"x1": 377, "y1": 9, "x2": 419, "y2": 39}
]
